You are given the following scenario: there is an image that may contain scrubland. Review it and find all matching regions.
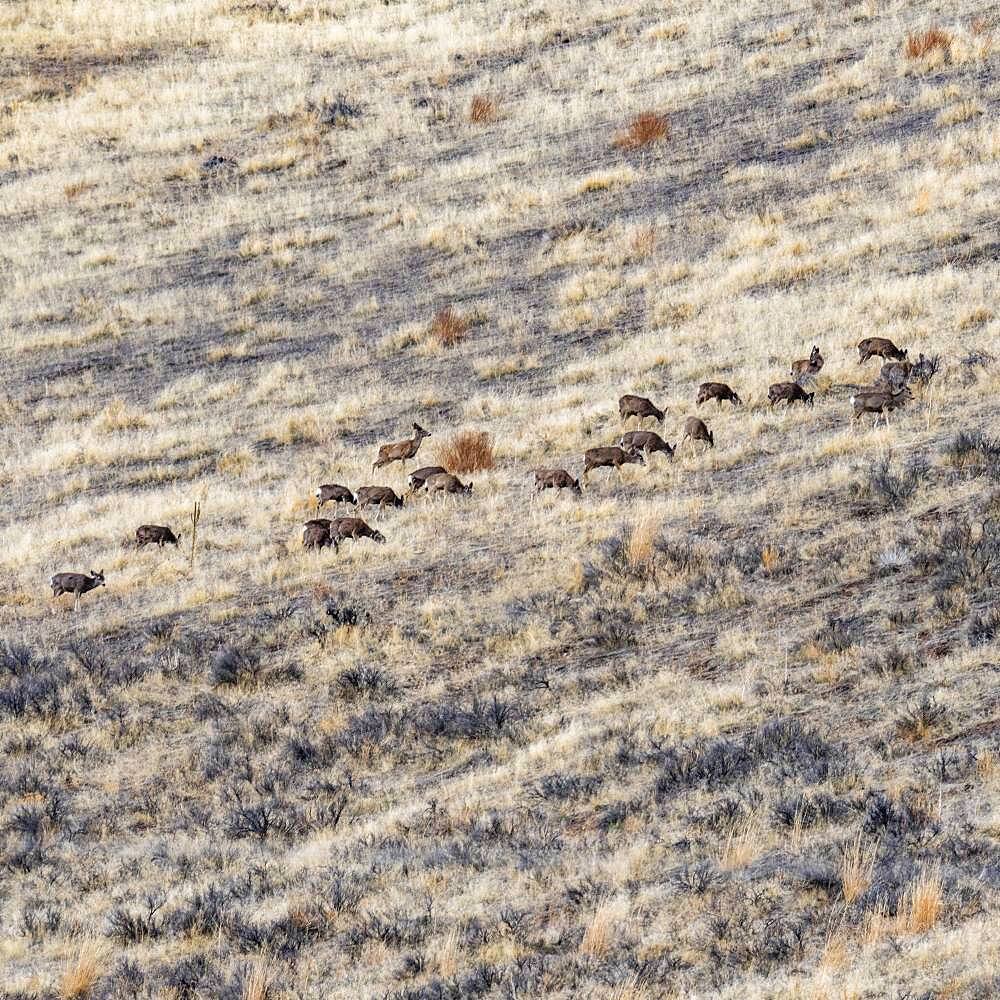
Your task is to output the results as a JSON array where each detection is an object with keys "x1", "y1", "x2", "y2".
[{"x1": 1, "y1": 0, "x2": 999, "y2": 997}]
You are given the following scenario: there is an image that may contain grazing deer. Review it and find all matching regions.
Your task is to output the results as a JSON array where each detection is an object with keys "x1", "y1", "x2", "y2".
[
  {"x1": 682, "y1": 416, "x2": 714, "y2": 449},
  {"x1": 790, "y1": 345, "x2": 824, "y2": 379},
  {"x1": 303, "y1": 523, "x2": 336, "y2": 550},
  {"x1": 533, "y1": 468, "x2": 581, "y2": 494},
  {"x1": 851, "y1": 385, "x2": 912, "y2": 424},
  {"x1": 876, "y1": 359, "x2": 913, "y2": 388},
  {"x1": 583, "y1": 446, "x2": 645, "y2": 480},
  {"x1": 696, "y1": 382, "x2": 742, "y2": 407},
  {"x1": 304, "y1": 518, "x2": 332, "y2": 530},
  {"x1": 135, "y1": 525, "x2": 179, "y2": 548},
  {"x1": 372, "y1": 423, "x2": 430, "y2": 472},
  {"x1": 51, "y1": 570, "x2": 105, "y2": 608},
  {"x1": 618, "y1": 394, "x2": 665, "y2": 425},
  {"x1": 424, "y1": 472, "x2": 473, "y2": 496},
  {"x1": 858, "y1": 337, "x2": 907, "y2": 364},
  {"x1": 768, "y1": 382, "x2": 814, "y2": 407},
  {"x1": 619, "y1": 430, "x2": 675, "y2": 459},
  {"x1": 406, "y1": 465, "x2": 447, "y2": 496},
  {"x1": 315, "y1": 484, "x2": 356, "y2": 507},
  {"x1": 331, "y1": 517, "x2": 386, "y2": 544},
  {"x1": 356, "y1": 486, "x2": 404, "y2": 510}
]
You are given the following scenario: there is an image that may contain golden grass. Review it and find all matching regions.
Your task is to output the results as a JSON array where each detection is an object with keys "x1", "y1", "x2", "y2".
[
  {"x1": 614, "y1": 112, "x2": 670, "y2": 150},
  {"x1": 840, "y1": 833, "x2": 877, "y2": 904},
  {"x1": 905, "y1": 27, "x2": 952, "y2": 60},
  {"x1": 437, "y1": 429, "x2": 495, "y2": 473},
  {"x1": 579, "y1": 899, "x2": 625, "y2": 958},
  {"x1": 469, "y1": 95, "x2": 499, "y2": 123},
  {"x1": 899, "y1": 867, "x2": 945, "y2": 934},
  {"x1": 429, "y1": 307, "x2": 471, "y2": 348},
  {"x1": 59, "y1": 944, "x2": 104, "y2": 1000}
]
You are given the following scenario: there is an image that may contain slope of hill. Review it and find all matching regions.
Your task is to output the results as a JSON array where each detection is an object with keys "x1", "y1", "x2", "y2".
[{"x1": 1, "y1": 1, "x2": 998, "y2": 997}]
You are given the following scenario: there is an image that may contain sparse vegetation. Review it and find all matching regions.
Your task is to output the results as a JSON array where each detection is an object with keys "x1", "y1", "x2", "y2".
[{"x1": 1, "y1": 0, "x2": 997, "y2": 996}]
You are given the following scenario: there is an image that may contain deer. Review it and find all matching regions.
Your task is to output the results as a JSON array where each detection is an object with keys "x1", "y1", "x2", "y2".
[
  {"x1": 850, "y1": 385, "x2": 912, "y2": 424},
  {"x1": 406, "y1": 465, "x2": 448, "y2": 496},
  {"x1": 858, "y1": 337, "x2": 907, "y2": 364},
  {"x1": 618, "y1": 394, "x2": 665, "y2": 425},
  {"x1": 768, "y1": 382, "x2": 814, "y2": 407},
  {"x1": 876, "y1": 359, "x2": 913, "y2": 390},
  {"x1": 583, "y1": 446, "x2": 645, "y2": 480},
  {"x1": 424, "y1": 472, "x2": 473, "y2": 496},
  {"x1": 356, "y1": 486, "x2": 404, "y2": 511},
  {"x1": 681, "y1": 416, "x2": 714, "y2": 449},
  {"x1": 315, "y1": 484, "x2": 356, "y2": 507},
  {"x1": 372, "y1": 423, "x2": 430, "y2": 472},
  {"x1": 303, "y1": 523, "x2": 337, "y2": 550},
  {"x1": 790, "y1": 345, "x2": 824, "y2": 380},
  {"x1": 696, "y1": 382, "x2": 742, "y2": 407},
  {"x1": 51, "y1": 569, "x2": 105, "y2": 608},
  {"x1": 533, "y1": 469, "x2": 581, "y2": 494},
  {"x1": 619, "y1": 430, "x2": 675, "y2": 460},
  {"x1": 135, "y1": 525, "x2": 179, "y2": 548},
  {"x1": 331, "y1": 517, "x2": 386, "y2": 544}
]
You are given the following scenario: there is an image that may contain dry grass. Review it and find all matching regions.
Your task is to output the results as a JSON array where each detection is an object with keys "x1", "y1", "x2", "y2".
[
  {"x1": 429, "y1": 306, "x2": 471, "y2": 347},
  {"x1": 899, "y1": 867, "x2": 945, "y2": 934},
  {"x1": 905, "y1": 27, "x2": 952, "y2": 59},
  {"x1": 613, "y1": 112, "x2": 670, "y2": 150},
  {"x1": 1, "y1": 0, "x2": 997, "y2": 996},
  {"x1": 59, "y1": 944, "x2": 104, "y2": 999},
  {"x1": 437, "y1": 429, "x2": 495, "y2": 472},
  {"x1": 840, "y1": 833, "x2": 877, "y2": 904},
  {"x1": 469, "y1": 95, "x2": 500, "y2": 123}
]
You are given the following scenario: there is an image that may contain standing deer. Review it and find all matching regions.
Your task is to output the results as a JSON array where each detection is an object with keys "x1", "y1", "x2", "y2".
[
  {"x1": 315, "y1": 484, "x2": 356, "y2": 507},
  {"x1": 406, "y1": 465, "x2": 447, "y2": 496},
  {"x1": 768, "y1": 382, "x2": 814, "y2": 407},
  {"x1": 696, "y1": 382, "x2": 742, "y2": 407},
  {"x1": 619, "y1": 430, "x2": 675, "y2": 460},
  {"x1": 791, "y1": 346, "x2": 824, "y2": 380},
  {"x1": 372, "y1": 423, "x2": 430, "y2": 472},
  {"x1": 356, "y1": 486, "x2": 405, "y2": 511},
  {"x1": 51, "y1": 570, "x2": 105, "y2": 608},
  {"x1": 858, "y1": 337, "x2": 907, "y2": 364},
  {"x1": 583, "y1": 446, "x2": 645, "y2": 480},
  {"x1": 331, "y1": 517, "x2": 386, "y2": 544},
  {"x1": 424, "y1": 472, "x2": 473, "y2": 496},
  {"x1": 851, "y1": 386, "x2": 912, "y2": 424},
  {"x1": 135, "y1": 525, "x2": 179, "y2": 548},
  {"x1": 533, "y1": 469, "x2": 581, "y2": 494},
  {"x1": 618, "y1": 394, "x2": 665, "y2": 425},
  {"x1": 303, "y1": 523, "x2": 337, "y2": 550},
  {"x1": 682, "y1": 416, "x2": 714, "y2": 449}
]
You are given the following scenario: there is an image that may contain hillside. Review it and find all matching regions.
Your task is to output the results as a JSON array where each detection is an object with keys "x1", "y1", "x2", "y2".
[{"x1": 1, "y1": 1, "x2": 999, "y2": 997}]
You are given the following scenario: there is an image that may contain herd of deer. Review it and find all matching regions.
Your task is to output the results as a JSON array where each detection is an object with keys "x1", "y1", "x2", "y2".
[{"x1": 51, "y1": 336, "x2": 936, "y2": 606}]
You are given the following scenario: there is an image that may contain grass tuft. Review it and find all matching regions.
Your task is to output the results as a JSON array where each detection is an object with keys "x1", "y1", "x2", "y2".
[
  {"x1": 437, "y1": 429, "x2": 495, "y2": 473},
  {"x1": 429, "y1": 307, "x2": 471, "y2": 347},
  {"x1": 614, "y1": 112, "x2": 670, "y2": 150}
]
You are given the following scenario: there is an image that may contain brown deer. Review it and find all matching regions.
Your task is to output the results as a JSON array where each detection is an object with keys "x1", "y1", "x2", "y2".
[
  {"x1": 768, "y1": 382, "x2": 814, "y2": 407},
  {"x1": 331, "y1": 517, "x2": 386, "y2": 544},
  {"x1": 790, "y1": 345, "x2": 824, "y2": 379},
  {"x1": 533, "y1": 469, "x2": 581, "y2": 494},
  {"x1": 51, "y1": 570, "x2": 105, "y2": 608},
  {"x1": 583, "y1": 446, "x2": 645, "y2": 480},
  {"x1": 304, "y1": 518, "x2": 333, "y2": 531},
  {"x1": 696, "y1": 382, "x2": 742, "y2": 407},
  {"x1": 618, "y1": 394, "x2": 665, "y2": 425},
  {"x1": 372, "y1": 423, "x2": 430, "y2": 472},
  {"x1": 356, "y1": 486, "x2": 404, "y2": 510},
  {"x1": 858, "y1": 337, "x2": 907, "y2": 364},
  {"x1": 424, "y1": 472, "x2": 473, "y2": 496},
  {"x1": 316, "y1": 484, "x2": 356, "y2": 507},
  {"x1": 851, "y1": 385, "x2": 912, "y2": 423},
  {"x1": 681, "y1": 416, "x2": 714, "y2": 449},
  {"x1": 406, "y1": 465, "x2": 447, "y2": 495},
  {"x1": 619, "y1": 430, "x2": 675, "y2": 459},
  {"x1": 303, "y1": 523, "x2": 336, "y2": 550},
  {"x1": 135, "y1": 525, "x2": 179, "y2": 548}
]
